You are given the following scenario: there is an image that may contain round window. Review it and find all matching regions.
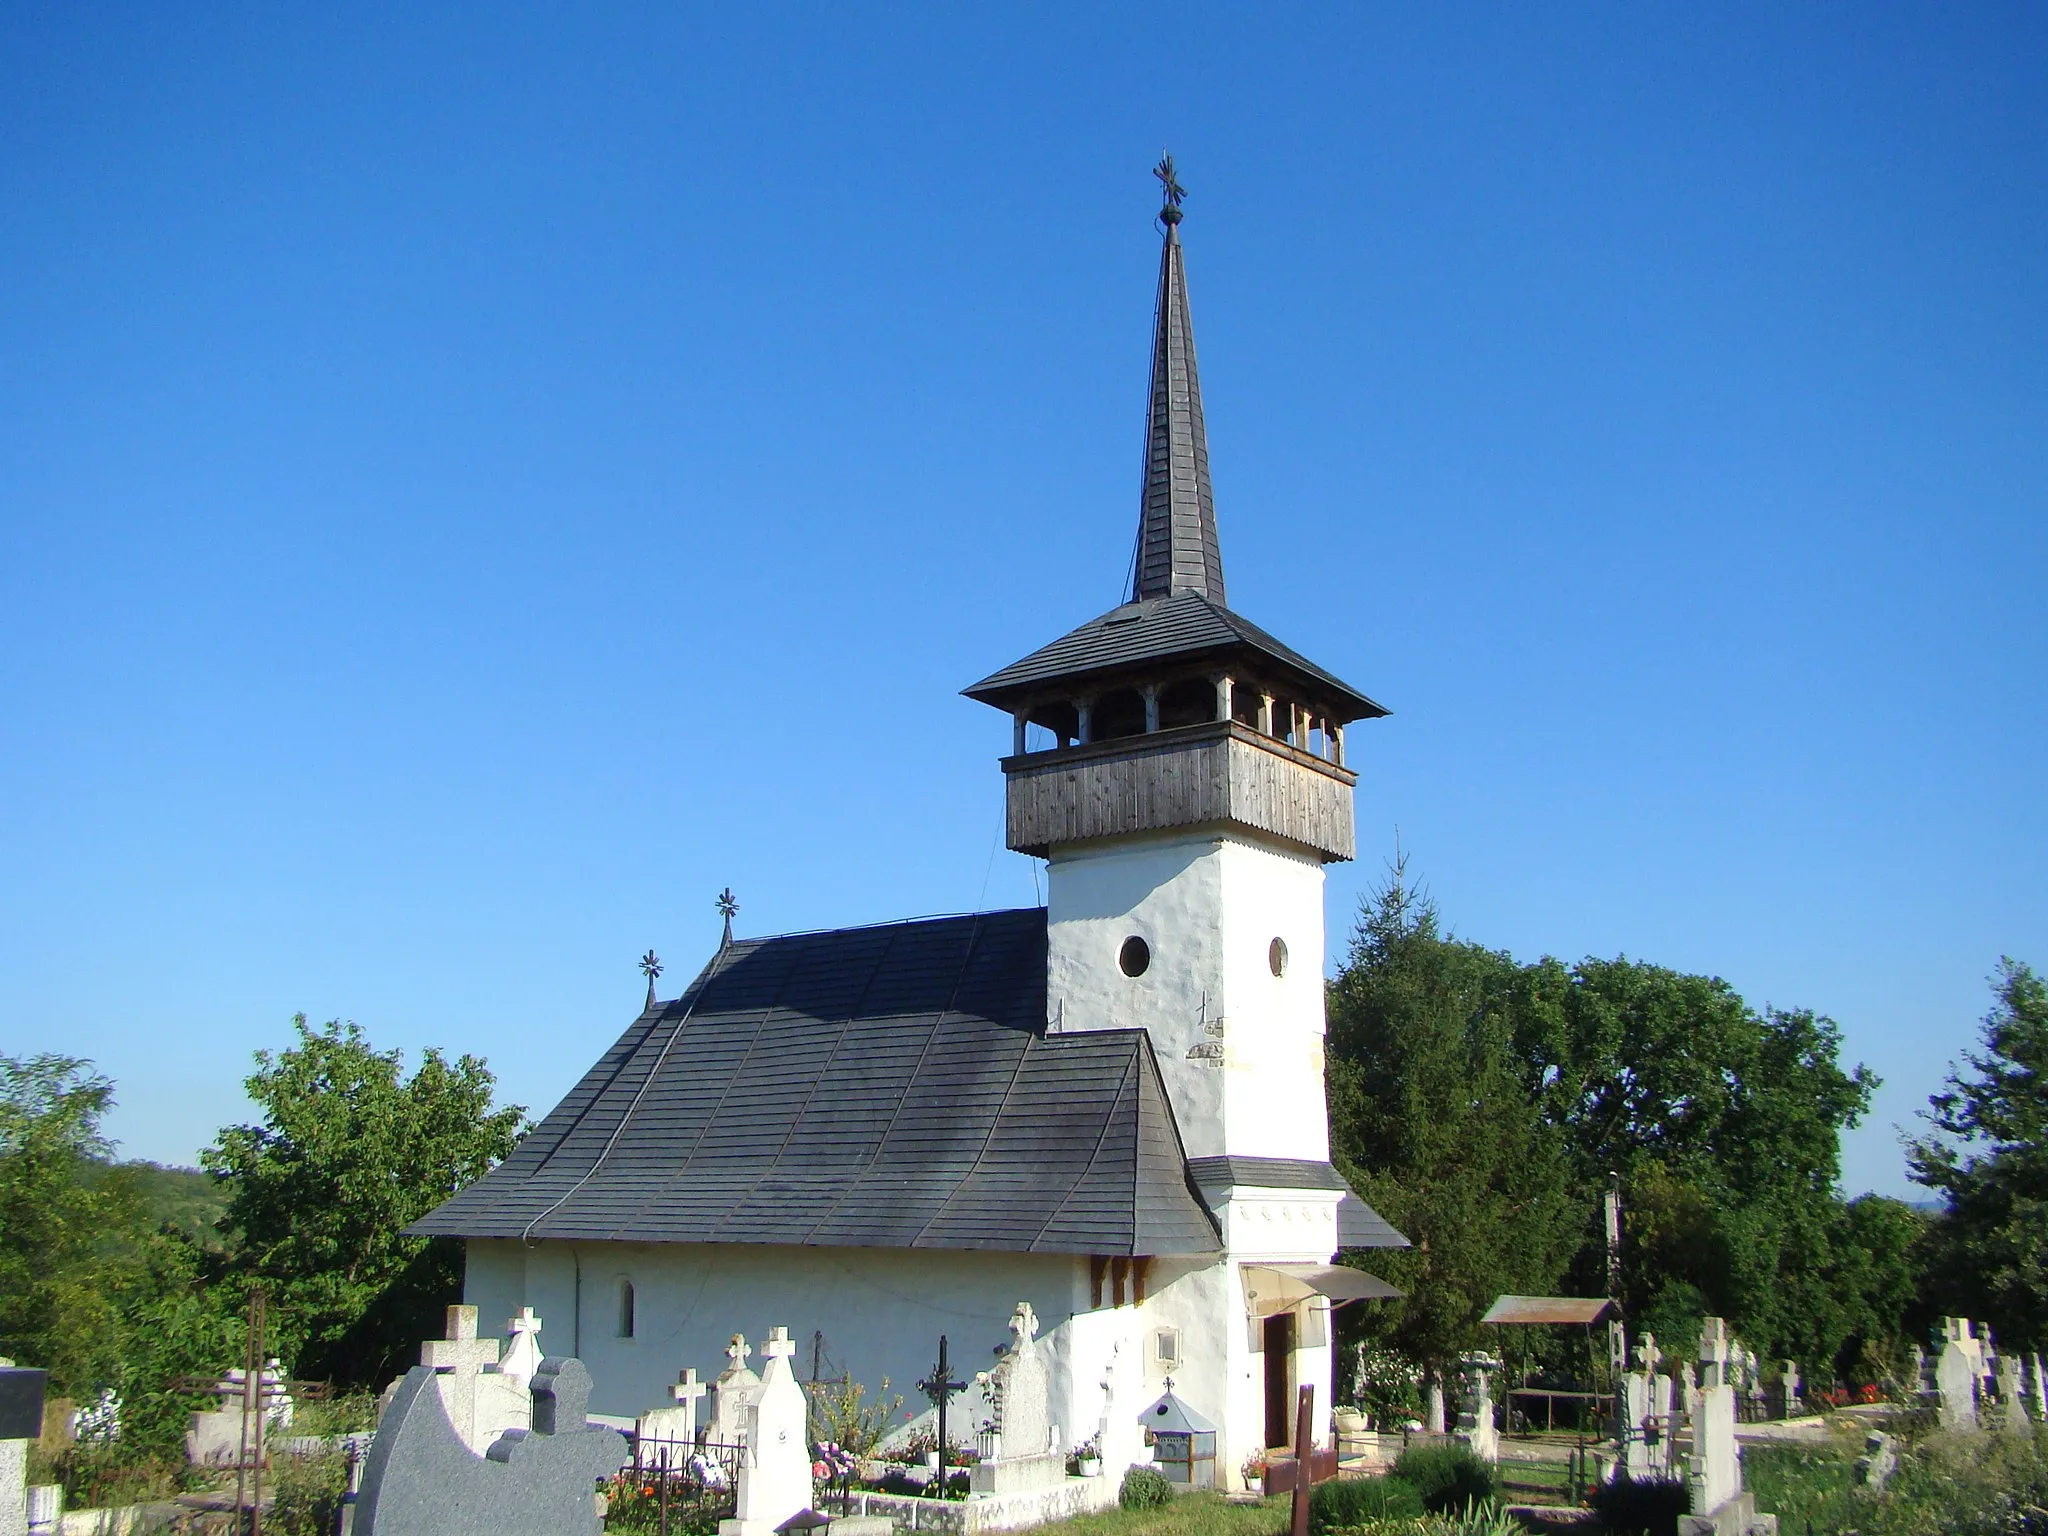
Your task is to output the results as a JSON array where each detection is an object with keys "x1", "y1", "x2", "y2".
[
  {"x1": 1119, "y1": 936, "x2": 1152, "y2": 977},
  {"x1": 1269, "y1": 937, "x2": 1289, "y2": 977}
]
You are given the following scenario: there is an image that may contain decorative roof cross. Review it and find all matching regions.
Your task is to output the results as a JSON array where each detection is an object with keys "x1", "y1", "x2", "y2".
[
  {"x1": 640, "y1": 950, "x2": 663, "y2": 1009},
  {"x1": 1153, "y1": 152, "x2": 1186, "y2": 225},
  {"x1": 717, "y1": 887, "x2": 739, "y2": 948}
]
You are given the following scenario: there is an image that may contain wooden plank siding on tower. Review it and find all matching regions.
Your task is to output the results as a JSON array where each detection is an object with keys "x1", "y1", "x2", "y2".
[{"x1": 1002, "y1": 720, "x2": 1356, "y2": 861}]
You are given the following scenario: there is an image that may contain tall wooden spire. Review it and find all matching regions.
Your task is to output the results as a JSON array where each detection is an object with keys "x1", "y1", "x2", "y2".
[{"x1": 1132, "y1": 155, "x2": 1225, "y2": 605}]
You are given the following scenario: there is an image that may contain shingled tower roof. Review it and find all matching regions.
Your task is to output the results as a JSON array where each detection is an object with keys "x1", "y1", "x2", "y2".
[{"x1": 1132, "y1": 153, "x2": 1224, "y2": 605}]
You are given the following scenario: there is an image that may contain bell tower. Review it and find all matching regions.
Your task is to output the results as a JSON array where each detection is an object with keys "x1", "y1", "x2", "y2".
[{"x1": 964, "y1": 159, "x2": 1387, "y2": 1164}]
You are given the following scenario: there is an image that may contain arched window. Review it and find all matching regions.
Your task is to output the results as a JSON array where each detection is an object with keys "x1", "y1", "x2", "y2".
[{"x1": 618, "y1": 1279, "x2": 636, "y2": 1339}]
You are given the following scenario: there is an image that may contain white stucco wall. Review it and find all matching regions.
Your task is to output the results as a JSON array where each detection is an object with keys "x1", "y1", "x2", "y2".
[
  {"x1": 1044, "y1": 827, "x2": 1329, "y2": 1162},
  {"x1": 465, "y1": 1239, "x2": 1087, "y2": 1429},
  {"x1": 463, "y1": 1237, "x2": 1331, "y2": 1493}
]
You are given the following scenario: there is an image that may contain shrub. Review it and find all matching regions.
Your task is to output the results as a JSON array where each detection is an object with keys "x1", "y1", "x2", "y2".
[
  {"x1": 1119, "y1": 1466, "x2": 1174, "y2": 1509},
  {"x1": 1309, "y1": 1473, "x2": 1425, "y2": 1530},
  {"x1": 269, "y1": 1448, "x2": 350, "y2": 1536},
  {"x1": 1390, "y1": 1444, "x2": 1497, "y2": 1514},
  {"x1": 1585, "y1": 1473, "x2": 1688, "y2": 1536}
]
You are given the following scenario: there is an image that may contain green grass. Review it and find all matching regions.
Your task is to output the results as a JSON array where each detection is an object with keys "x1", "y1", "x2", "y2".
[
  {"x1": 1493, "y1": 1457, "x2": 1572, "y2": 1505},
  {"x1": 1747, "y1": 1426, "x2": 2048, "y2": 1536},
  {"x1": 1030, "y1": 1491, "x2": 1287, "y2": 1536}
]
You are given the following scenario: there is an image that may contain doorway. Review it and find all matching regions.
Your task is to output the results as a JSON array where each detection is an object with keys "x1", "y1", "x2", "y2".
[{"x1": 1263, "y1": 1311, "x2": 1297, "y2": 1448}]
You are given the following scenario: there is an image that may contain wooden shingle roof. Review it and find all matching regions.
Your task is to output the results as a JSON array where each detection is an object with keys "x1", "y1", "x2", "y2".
[
  {"x1": 963, "y1": 590, "x2": 1387, "y2": 723},
  {"x1": 411, "y1": 910, "x2": 1222, "y2": 1256}
]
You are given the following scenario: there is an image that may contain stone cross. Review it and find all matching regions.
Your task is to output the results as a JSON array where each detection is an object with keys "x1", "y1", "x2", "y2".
[
  {"x1": 1633, "y1": 1334, "x2": 1663, "y2": 1376},
  {"x1": 2030, "y1": 1354, "x2": 2048, "y2": 1425},
  {"x1": 420, "y1": 1306, "x2": 503, "y2": 1452},
  {"x1": 637, "y1": 1367, "x2": 709, "y2": 1471},
  {"x1": 1699, "y1": 1318, "x2": 1729, "y2": 1390},
  {"x1": 710, "y1": 1335, "x2": 763, "y2": 1447},
  {"x1": 994, "y1": 1302, "x2": 1051, "y2": 1459},
  {"x1": 1777, "y1": 1360, "x2": 1800, "y2": 1418},
  {"x1": 1686, "y1": 1323, "x2": 1742, "y2": 1519},
  {"x1": 673, "y1": 1368, "x2": 708, "y2": 1421},
  {"x1": 720, "y1": 1326, "x2": 813, "y2": 1536},
  {"x1": 500, "y1": 1308, "x2": 543, "y2": 1395}
]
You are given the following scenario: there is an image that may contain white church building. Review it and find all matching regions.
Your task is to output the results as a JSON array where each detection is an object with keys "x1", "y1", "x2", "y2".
[{"x1": 414, "y1": 162, "x2": 1408, "y2": 1491}]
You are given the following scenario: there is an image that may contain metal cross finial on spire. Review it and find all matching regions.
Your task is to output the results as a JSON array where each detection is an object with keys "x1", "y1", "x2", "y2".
[
  {"x1": 1153, "y1": 152, "x2": 1186, "y2": 226},
  {"x1": 639, "y1": 950, "x2": 662, "y2": 1009},
  {"x1": 716, "y1": 887, "x2": 738, "y2": 948},
  {"x1": 1132, "y1": 151, "x2": 1223, "y2": 604}
]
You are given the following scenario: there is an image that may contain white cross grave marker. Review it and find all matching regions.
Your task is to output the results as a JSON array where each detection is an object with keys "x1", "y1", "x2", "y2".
[{"x1": 500, "y1": 1308, "x2": 543, "y2": 1395}]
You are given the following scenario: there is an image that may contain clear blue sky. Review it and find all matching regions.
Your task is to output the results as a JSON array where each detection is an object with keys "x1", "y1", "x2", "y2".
[{"x1": 3, "y1": 5, "x2": 2042, "y2": 1199}]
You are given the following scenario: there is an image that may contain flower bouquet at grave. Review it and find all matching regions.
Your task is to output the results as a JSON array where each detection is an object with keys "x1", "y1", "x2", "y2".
[
  {"x1": 1066, "y1": 1436, "x2": 1101, "y2": 1476},
  {"x1": 811, "y1": 1440, "x2": 859, "y2": 1507}
]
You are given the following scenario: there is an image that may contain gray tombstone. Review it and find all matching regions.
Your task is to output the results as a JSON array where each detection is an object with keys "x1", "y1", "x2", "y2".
[
  {"x1": 1776, "y1": 1360, "x2": 1801, "y2": 1420},
  {"x1": 1937, "y1": 1319, "x2": 1982, "y2": 1432},
  {"x1": 1453, "y1": 1355, "x2": 1500, "y2": 1464},
  {"x1": 970, "y1": 1302, "x2": 1065, "y2": 1495},
  {"x1": 1855, "y1": 1430, "x2": 1896, "y2": 1489},
  {"x1": 354, "y1": 1357, "x2": 626, "y2": 1536},
  {"x1": 1993, "y1": 1358, "x2": 2031, "y2": 1436}
]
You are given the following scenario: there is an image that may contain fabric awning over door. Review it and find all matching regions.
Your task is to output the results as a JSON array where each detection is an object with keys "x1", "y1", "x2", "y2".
[{"x1": 1241, "y1": 1263, "x2": 1404, "y2": 1316}]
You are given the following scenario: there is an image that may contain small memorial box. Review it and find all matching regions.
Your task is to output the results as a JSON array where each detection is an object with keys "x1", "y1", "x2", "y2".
[
  {"x1": 0, "y1": 1368, "x2": 48, "y2": 1442},
  {"x1": 1139, "y1": 1386, "x2": 1216, "y2": 1489}
]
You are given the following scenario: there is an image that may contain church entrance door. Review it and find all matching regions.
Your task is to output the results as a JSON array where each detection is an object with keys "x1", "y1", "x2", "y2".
[{"x1": 1262, "y1": 1312, "x2": 1296, "y2": 1448}]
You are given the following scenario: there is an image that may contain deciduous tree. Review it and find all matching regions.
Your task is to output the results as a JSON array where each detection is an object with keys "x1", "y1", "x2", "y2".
[
  {"x1": 205, "y1": 1017, "x2": 525, "y2": 1386},
  {"x1": 1908, "y1": 959, "x2": 2047, "y2": 1350}
]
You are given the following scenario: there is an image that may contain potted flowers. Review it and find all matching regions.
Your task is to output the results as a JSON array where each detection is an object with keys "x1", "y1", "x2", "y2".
[{"x1": 1073, "y1": 1436, "x2": 1102, "y2": 1477}]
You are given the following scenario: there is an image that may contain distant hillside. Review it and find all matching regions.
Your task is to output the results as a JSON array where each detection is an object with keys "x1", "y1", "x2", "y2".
[{"x1": 83, "y1": 1160, "x2": 231, "y2": 1246}]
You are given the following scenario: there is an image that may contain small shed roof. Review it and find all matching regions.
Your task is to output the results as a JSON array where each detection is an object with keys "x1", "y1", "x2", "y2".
[
  {"x1": 1140, "y1": 1388, "x2": 1218, "y2": 1436},
  {"x1": 1479, "y1": 1296, "x2": 1618, "y2": 1326}
]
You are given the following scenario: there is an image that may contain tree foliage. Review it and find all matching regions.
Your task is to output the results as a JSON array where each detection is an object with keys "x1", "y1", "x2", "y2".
[
  {"x1": 1327, "y1": 859, "x2": 1888, "y2": 1379},
  {"x1": 205, "y1": 1016, "x2": 526, "y2": 1386},
  {"x1": 1326, "y1": 862, "x2": 1581, "y2": 1381},
  {"x1": 0, "y1": 1056, "x2": 141, "y2": 1391},
  {"x1": 1908, "y1": 959, "x2": 2048, "y2": 1350}
]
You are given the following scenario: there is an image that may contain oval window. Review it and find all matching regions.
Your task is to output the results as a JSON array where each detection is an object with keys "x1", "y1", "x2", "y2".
[
  {"x1": 1119, "y1": 936, "x2": 1152, "y2": 977},
  {"x1": 1269, "y1": 938, "x2": 1289, "y2": 977}
]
